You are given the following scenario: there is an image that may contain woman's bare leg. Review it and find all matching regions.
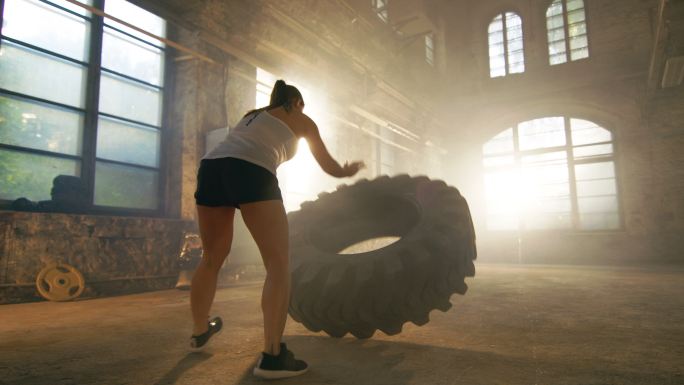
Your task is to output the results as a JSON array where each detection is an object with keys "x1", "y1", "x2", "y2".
[
  {"x1": 191, "y1": 205, "x2": 235, "y2": 335},
  {"x1": 239, "y1": 200, "x2": 290, "y2": 355}
]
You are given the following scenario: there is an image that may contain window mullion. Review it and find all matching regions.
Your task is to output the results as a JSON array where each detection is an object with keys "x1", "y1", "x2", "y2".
[
  {"x1": 100, "y1": 68, "x2": 163, "y2": 91},
  {"x1": 573, "y1": 156, "x2": 613, "y2": 165},
  {"x1": 39, "y1": 0, "x2": 92, "y2": 21},
  {"x1": 512, "y1": 124, "x2": 524, "y2": 231},
  {"x1": 612, "y1": 140, "x2": 625, "y2": 230},
  {"x1": 0, "y1": 143, "x2": 82, "y2": 161},
  {"x1": 0, "y1": 88, "x2": 87, "y2": 113},
  {"x1": 1, "y1": 36, "x2": 88, "y2": 67},
  {"x1": 564, "y1": 117, "x2": 580, "y2": 229},
  {"x1": 502, "y1": 14, "x2": 510, "y2": 75},
  {"x1": 157, "y1": 27, "x2": 175, "y2": 215},
  {"x1": 104, "y1": 23, "x2": 165, "y2": 51},
  {"x1": 561, "y1": 0, "x2": 571, "y2": 62},
  {"x1": 81, "y1": 0, "x2": 105, "y2": 208},
  {"x1": 0, "y1": 0, "x2": 5, "y2": 38}
]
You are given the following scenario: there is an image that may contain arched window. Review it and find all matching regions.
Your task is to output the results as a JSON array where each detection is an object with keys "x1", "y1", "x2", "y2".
[
  {"x1": 488, "y1": 12, "x2": 525, "y2": 78},
  {"x1": 483, "y1": 117, "x2": 619, "y2": 231},
  {"x1": 546, "y1": 0, "x2": 589, "y2": 65}
]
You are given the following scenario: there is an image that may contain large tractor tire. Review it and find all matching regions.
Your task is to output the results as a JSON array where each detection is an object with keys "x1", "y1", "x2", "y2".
[{"x1": 287, "y1": 174, "x2": 476, "y2": 338}]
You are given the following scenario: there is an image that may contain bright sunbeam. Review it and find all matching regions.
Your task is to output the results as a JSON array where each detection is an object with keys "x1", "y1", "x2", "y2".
[
  {"x1": 277, "y1": 86, "x2": 334, "y2": 212},
  {"x1": 255, "y1": 68, "x2": 337, "y2": 212},
  {"x1": 278, "y1": 138, "x2": 318, "y2": 212}
]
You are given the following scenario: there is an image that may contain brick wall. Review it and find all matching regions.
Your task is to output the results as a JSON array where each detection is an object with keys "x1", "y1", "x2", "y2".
[
  {"x1": 3, "y1": 0, "x2": 680, "y2": 304},
  {"x1": 439, "y1": 0, "x2": 684, "y2": 265},
  {"x1": 135, "y1": 0, "x2": 452, "y2": 218},
  {"x1": 0, "y1": 0, "x2": 450, "y2": 302}
]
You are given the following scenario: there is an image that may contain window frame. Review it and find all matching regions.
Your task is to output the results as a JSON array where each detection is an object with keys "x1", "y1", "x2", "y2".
[
  {"x1": 425, "y1": 33, "x2": 435, "y2": 66},
  {"x1": 487, "y1": 11, "x2": 526, "y2": 78},
  {"x1": 482, "y1": 116, "x2": 624, "y2": 232},
  {"x1": 0, "y1": 0, "x2": 173, "y2": 216},
  {"x1": 371, "y1": 0, "x2": 389, "y2": 24},
  {"x1": 545, "y1": 0, "x2": 591, "y2": 66}
]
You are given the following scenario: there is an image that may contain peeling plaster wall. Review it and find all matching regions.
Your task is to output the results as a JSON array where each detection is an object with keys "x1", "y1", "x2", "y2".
[{"x1": 0, "y1": 212, "x2": 193, "y2": 304}]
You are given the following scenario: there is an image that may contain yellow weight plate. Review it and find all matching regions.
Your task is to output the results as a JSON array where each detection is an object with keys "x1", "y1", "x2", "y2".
[{"x1": 35, "y1": 263, "x2": 85, "y2": 302}]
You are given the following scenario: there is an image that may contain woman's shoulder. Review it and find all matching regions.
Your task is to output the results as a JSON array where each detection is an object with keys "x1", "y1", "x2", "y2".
[{"x1": 266, "y1": 109, "x2": 311, "y2": 137}]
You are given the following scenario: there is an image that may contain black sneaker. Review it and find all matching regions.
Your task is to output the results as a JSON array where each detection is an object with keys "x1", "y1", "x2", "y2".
[
  {"x1": 253, "y1": 343, "x2": 309, "y2": 379},
  {"x1": 189, "y1": 316, "x2": 223, "y2": 352}
]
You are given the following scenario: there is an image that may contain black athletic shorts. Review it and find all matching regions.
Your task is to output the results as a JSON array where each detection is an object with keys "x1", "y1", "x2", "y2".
[{"x1": 194, "y1": 157, "x2": 282, "y2": 208}]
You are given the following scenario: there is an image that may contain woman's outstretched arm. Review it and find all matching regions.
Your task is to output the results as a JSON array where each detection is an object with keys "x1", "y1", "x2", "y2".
[{"x1": 300, "y1": 114, "x2": 364, "y2": 178}]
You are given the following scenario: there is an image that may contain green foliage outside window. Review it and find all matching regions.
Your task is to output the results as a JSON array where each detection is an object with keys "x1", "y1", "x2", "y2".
[{"x1": 0, "y1": 97, "x2": 80, "y2": 202}]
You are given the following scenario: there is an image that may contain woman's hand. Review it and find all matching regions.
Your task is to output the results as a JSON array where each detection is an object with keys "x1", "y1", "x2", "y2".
[{"x1": 341, "y1": 161, "x2": 365, "y2": 177}]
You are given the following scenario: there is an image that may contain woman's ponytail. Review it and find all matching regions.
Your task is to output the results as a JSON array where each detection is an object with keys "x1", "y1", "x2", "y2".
[
  {"x1": 243, "y1": 79, "x2": 303, "y2": 117},
  {"x1": 269, "y1": 80, "x2": 289, "y2": 107}
]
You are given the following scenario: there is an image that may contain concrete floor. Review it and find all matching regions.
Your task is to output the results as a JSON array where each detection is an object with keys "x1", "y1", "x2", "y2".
[{"x1": 1, "y1": 264, "x2": 683, "y2": 385}]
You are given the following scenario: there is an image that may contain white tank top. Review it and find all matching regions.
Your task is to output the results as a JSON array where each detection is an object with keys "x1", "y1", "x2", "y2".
[{"x1": 203, "y1": 110, "x2": 299, "y2": 175}]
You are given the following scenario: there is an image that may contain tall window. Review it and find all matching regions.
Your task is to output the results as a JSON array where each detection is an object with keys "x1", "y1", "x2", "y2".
[
  {"x1": 425, "y1": 33, "x2": 435, "y2": 66},
  {"x1": 483, "y1": 117, "x2": 619, "y2": 231},
  {"x1": 255, "y1": 67, "x2": 276, "y2": 108},
  {"x1": 0, "y1": 0, "x2": 167, "y2": 212},
  {"x1": 372, "y1": 0, "x2": 388, "y2": 23},
  {"x1": 488, "y1": 12, "x2": 525, "y2": 78},
  {"x1": 546, "y1": 0, "x2": 589, "y2": 65}
]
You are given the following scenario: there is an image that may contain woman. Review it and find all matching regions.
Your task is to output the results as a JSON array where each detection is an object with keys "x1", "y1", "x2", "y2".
[{"x1": 190, "y1": 79, "x2": 364, "y2": 379}]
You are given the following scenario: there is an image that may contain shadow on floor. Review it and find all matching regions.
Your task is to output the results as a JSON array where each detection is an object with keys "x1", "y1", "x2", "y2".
[
  {"x1": 230, "y1": 334, "x2": 683, "y2": 385},
  {"x1": 153, "y1": 352, "x2": 212, "y2": 385},
  {"x1": 233, "y1": 335, "x2": 447, "y2": 385}
]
